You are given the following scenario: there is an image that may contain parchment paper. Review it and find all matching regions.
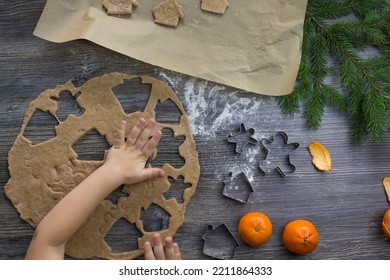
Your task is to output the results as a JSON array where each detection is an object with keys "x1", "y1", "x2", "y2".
[{"x1": 34, "y1": 0, "x2": 308, "y2": 96}]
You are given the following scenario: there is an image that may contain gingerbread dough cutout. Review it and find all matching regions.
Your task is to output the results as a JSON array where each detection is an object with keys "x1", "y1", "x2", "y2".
[
  {"x1": 4, "y1": 73, "x2": 200, "y2": 259},
  {"x1": 201, "y1": 0, "x2": 229, "y2": 14},
  {"x1": 102, "y1": 0, "x2": 138, "y2": 15},
  {"x1": 152, "y1": 0, "x2": 184, "y2": 27}
]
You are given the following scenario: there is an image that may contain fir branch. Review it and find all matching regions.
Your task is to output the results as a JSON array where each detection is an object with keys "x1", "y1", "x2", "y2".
[
  {"x1": 322, "y1": 84, "x2": 347, "y2": 112},
  {"x1": 304, "y1": 86, "x2": 325, "y2": 129},
  {"x1": 278, "y1": 0, "x2": 390, "y2": 143},
  {"x1": 308, "y1": 0, "x2": 364, "y2": 19}
]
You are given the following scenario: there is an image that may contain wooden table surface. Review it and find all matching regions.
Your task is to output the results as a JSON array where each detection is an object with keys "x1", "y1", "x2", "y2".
[{"x1": 1, "y1": 1, "x2": 390, "y2": 260}]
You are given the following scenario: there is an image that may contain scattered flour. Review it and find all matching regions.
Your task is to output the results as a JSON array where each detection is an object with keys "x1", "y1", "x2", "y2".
[
  {"x1": 158, "y1": 71, "x2": 266, "y2": 139},
  {"x1": 157, "y1": 71, "x2": 282, "y2": 186},
  {"x1": 224, "y1": 147, "x2": 260, "y2": 183}
]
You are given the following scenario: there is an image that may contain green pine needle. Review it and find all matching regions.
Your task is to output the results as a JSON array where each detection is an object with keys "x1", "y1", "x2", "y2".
[{"x1": 277, "y1": 0, "x2": 390, "y2": 143}]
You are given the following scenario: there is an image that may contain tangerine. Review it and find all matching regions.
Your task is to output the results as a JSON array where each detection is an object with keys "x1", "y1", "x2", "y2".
[
  {"x1": 282, "y1": 219, "x2": 319, "y2": 255},
  {"x1": 238, "y1": 212, "x2": 272, "y2": 247},
  {"x1": 382, "y1": 209, "x2": 390, "y2": 237}
]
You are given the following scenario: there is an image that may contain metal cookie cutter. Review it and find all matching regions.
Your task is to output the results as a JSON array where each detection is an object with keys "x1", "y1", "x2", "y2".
[
  {"x1": 259, "y1": 131, "x2": 299, "y2": 177},
  {"x1": 223, "y1": 172, "x2": 254, "y2": 203},
  {"x1": 202, "y1": 224, "x2": 240, "y2": 260},
  {"x1": 227, "y1": 123, "x2": 258, "y2": 154}
]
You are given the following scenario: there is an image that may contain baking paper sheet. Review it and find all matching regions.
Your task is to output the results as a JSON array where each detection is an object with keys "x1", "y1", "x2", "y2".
[{"x1": 34, "y1": 0, "x2": 308, "y2": 96}]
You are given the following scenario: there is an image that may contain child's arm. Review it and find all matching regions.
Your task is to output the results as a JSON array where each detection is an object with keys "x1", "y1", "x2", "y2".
[{"x1": 25, "y1": 118, "x2": 164, "y2": 259}]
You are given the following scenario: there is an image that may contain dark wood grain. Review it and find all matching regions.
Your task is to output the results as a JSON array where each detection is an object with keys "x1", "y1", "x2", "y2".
[{"x1": 1, "y1": 1, "x2": 390, "y2": 260}]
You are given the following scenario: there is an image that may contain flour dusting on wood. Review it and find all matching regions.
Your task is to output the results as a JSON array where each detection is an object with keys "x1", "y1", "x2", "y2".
[
  {"x1": 158, "y1": 71, "x2": 266, "y2": 139},
  {"x1": 158, "y1": 71, "x2": 284, "y2": 185}
]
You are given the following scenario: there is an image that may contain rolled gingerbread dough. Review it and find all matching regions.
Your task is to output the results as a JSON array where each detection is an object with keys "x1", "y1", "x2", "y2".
[{"x1": 4, "y1": 73, "x2": 200, "y2": 259}]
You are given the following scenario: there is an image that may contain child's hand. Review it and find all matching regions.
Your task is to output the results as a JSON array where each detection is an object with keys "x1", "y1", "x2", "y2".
[
  {"x1": 102, "y1": 118, "x2": 164, "y2": 188},
  {"x1": 144, "y1": 233, "x2": 181, "y2": 260}
]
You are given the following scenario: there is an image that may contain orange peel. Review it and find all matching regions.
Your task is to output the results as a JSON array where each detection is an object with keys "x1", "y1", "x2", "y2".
[
  {"x1": 308, "y1": 142, "x2": 332, "y2": 172},
  {"x1": 382, "y1": 209, "x2": 390, "y2": 237},
  {"x1": 382, "y1": 177, "x2": 390, "y2": 202}
]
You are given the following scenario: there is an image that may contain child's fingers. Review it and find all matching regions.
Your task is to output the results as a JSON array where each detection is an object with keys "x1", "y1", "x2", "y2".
[
  {"x1": 173, "y1": 243, "x2": 181, "y2": 260},
  {"x1": 140, "y1": 168, "x2": 164, "y2": 182},
  {"x1": 142, "y1": 130, "x2": 162, "y2": 158},
  {"x1": 126, "y1": 118, "x2": 145, "y2": 146},
  {"x1": 144, "y1": 234, "x2": 181, "y2": 260},
  {"x1": 143, "y1": 241, "x2": 155, "y2": 260},
  {"x1": 113, "y1": 120, "x2": 126, "y2": 148},
  {"x1": 152, "y1": 233, "x2": 166, "y2": 260},
  {"x1": 134, "y1": 118, "x2": 155, "y2": 150},
  {"x1": 164, "y1": 237, "x2": 176, "y2": 260}
]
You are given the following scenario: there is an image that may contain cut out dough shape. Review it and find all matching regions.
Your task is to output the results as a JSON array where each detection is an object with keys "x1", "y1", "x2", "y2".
[
  {"x1": 153, "y1": 0, "x2": 184, "y2": 27},
  {"x1": 201, "y1": 0, "x2": 229, "y2": 14},
  {"x1": 4, "y1": 73, "x2": 200, "y2": 260},
  {"x1": 102, "y1": 0, "x2": 138, "y2": 15}
]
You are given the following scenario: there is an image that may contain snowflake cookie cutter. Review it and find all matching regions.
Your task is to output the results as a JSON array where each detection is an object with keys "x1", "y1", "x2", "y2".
[
  {"x1": 258, "y1": 131, "x2": 299, "y2": 177},
  {"x1": 222, "y1": 172, "x2": 254, "y2": 203},
  {"x1": 202, "y1": 223, "x2": 240, "y2": 260},
  {"x1": 227, "y1": 123, "x2": 258, "y2": 154}
]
